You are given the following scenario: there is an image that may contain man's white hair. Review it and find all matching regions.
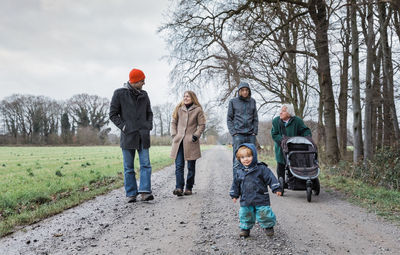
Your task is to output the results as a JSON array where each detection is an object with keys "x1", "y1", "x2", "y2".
[{"x1": 282, "y1": 103, "x2": 295, "y2": 117}]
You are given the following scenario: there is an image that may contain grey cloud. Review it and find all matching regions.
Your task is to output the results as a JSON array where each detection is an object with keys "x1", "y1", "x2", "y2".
[{"x1": 0, "y1": 0, "x2": 172, "y2": 103}]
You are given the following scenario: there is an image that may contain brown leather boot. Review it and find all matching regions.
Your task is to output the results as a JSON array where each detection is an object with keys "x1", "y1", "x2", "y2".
[
  {"x1": 264, "y1": 227, "x2": 274, "y2": 236},
  {"x1": 239, "y1": 229, "x2": 250, "y2": 238},
  {"x1": 183, "y1": 189, "x2": 192, "y2": 195},
  {"x1": 173, "y1": 188, "x2": 183, "y2": 196}
]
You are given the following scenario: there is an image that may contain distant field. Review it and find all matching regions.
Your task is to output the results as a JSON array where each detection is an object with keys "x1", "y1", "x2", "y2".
[
  {"x1": 258, "y1": 153, "x2": 277, "y2": 168},
  {"x1": 0, "y1": 146, "x2": 180, "y2": 237}
]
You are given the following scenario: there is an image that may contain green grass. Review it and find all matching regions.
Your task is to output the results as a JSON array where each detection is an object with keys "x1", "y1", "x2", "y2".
[
  {"x1": 320, "y1": 170, "x2": 400, "y2": 225},
  {"x1": 258, "y1": 152, "x2": 277, "y2": 167},
  {"x1": 0, "y1": 146, "x2": 177, "y2": 237}
]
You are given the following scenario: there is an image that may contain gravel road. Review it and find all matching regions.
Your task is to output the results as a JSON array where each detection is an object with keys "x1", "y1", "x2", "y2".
[{"x1": 1, "y1": 145, "x2": 400, "y2": 255}]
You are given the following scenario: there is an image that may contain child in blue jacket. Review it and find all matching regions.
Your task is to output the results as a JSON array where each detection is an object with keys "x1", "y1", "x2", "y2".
[{"x1": 230, "y1": 143, "x2": 282, "y2": 237}]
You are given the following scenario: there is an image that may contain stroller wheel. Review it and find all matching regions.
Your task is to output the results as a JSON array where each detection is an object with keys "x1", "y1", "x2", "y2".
[
  {"x1": 313, "y1": 178, "x2": 320, "y2": 196},
  {"x1": 279, "y1": 177, "x2": 285, "y2": 196},
  {"x1": 306, "y1": 186, "x2": 312, "y2": 202}
]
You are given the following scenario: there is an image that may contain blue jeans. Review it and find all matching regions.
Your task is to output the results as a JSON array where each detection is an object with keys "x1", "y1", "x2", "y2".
[
  {"x1": 239, "y1": 205, "x2": 276, "y2": 230},
  {"x1": 122, "y1": 147, "x2": 152, "y2": 197},
  {"x1": 232, "y1": 134, "x2": 256, "y2": 177},
  {"x1": 175, "y1": 142, "x2": 196, "y2": 190}
]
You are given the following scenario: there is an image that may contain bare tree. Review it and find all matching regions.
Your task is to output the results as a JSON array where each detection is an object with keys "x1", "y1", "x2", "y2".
[
  {"x1": 61, "y1": 111, "x2": 72, "y2": 144},
  {"x1": 159, "y1": 0, "x2": 243, "y2": 101},
  {"x1": 239, "y1": 1, "x2": 317, "y2": 118},
  {"x1": 202, "y1": 102, "x2": 223, "y2": 138},
  {"x1": 0, "y1": 95, "x2": 62, "y2": 144},
  {"x1": 298, "y1": 0, "x2": 340, "y2": 163},
  {"x1": 378, "y1": 1, "x2": 400, "y2": 147},
  {"x1": 362, "y1": 0, "x2": 376, "y2": 162},
  {"x1": 160, "y1": 102, "x2": 175, "y2": 136},
  {"x1": 152, "y1": 102, "x2": 177, "y2": 137},
  {"x1": 337, "y1": 2, "x2": 351, "y2": 157},
  {"x1": 351, "y1": 0, "x2": 363, "y2": 162},
  {"x1": 152, "y1": 105, "x2": 162, "y2": 136},
  {"x1": 0, "y1": 95, "x2": 23, "y2": 142},
  {"x1": 68, "y1": 94, "x2": 110, "y2": 130},
  {"x1": 373, "y1": 46, "x2": 383, "y2": 150}
]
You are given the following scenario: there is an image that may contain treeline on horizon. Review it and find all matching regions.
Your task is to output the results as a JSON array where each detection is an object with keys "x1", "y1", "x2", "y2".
[
  {"x1": 0, "y1": 93, "x2": 112, "y2": 145},
  {"x1": 0, "y1": 92, "x2": 337, "y2": 154},
  {"x1": 0, "y1": 93, "x2": 224, "y2": 146}
]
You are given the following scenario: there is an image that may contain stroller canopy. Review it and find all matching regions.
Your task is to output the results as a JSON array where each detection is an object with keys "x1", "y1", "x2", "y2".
[{"x1": 281, "y1": 136, "x2": 317, "y2": 154}]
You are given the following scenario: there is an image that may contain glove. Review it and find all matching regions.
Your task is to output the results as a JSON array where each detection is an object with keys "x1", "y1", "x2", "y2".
[{"x1": 192, "y1": 135, "x2": 198, "y2": 142}]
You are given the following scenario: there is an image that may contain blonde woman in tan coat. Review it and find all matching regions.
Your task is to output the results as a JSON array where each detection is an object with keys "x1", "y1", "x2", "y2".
[{"x1": 170, "y1": 91, "x2": 206, "y2": 196}]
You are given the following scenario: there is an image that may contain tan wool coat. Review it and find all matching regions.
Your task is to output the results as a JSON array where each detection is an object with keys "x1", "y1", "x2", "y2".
[{"x1": 170, "y1": 104, "x2": 206, "y2": 160}]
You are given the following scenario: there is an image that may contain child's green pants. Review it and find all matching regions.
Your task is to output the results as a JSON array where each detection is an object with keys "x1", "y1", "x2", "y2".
[{"x1": 239, "y1": 205, "x2": 276, "y2": 230}]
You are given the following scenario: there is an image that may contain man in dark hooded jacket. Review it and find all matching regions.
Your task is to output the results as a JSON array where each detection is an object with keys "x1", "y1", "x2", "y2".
[
  {"x1": 109, "y1": 68, "x2": 154, "y2": 203},
  {"x1": 227, "y1": 81, "x2": 259, "y2": 177}
]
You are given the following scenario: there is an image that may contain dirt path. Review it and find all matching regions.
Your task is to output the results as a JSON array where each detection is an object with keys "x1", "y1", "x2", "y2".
[{"x1": 1, "y1": 146, "x2": 400, "y2": 254}]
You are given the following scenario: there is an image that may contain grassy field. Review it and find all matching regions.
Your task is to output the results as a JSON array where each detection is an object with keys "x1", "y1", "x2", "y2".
[{"x1": 0, "y1": 145, "x2": 209, "y2": 237}]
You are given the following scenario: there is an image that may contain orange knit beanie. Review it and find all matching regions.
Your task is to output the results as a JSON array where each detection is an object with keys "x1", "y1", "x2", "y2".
[{"x1": 129, "y1": 69, "x2": 145, "y2": 83}]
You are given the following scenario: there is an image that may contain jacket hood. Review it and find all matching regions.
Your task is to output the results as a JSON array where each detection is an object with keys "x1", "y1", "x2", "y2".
[
  {"x1": 237, "y1": 81, "x2": 252, "y2": 97},
  {"x1": 124, "y1": 82, "x2": 137, "y2": 92},
  {"x1": 235, "y1": 143, "x2": 258, "y2": 168},
  {"x1": 123, "y1": 82, "x2": 147, "y2": 96}
]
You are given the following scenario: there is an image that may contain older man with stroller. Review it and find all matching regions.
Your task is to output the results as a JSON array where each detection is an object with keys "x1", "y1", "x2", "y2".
[{"x1": 271, "y1": 104, "x2": 311, "y2": 183}]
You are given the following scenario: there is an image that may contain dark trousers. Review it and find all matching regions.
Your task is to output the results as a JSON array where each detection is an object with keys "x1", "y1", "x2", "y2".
[
  {"x1": 175, "y1": 142, "x2": 196, "y2": 190},
  {"x1": 276, "y1": 162, "x2": 286, "y2": 180}
]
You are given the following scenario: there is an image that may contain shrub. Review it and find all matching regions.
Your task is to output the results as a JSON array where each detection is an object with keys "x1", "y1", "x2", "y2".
[{"x1": 327, "y1": 147, "x2": 400, "y2": 191}]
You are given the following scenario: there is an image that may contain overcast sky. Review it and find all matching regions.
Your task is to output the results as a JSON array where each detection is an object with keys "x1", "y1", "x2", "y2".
[{"x1": 0, "y1": 0, "x2": 174, "y2": 104}]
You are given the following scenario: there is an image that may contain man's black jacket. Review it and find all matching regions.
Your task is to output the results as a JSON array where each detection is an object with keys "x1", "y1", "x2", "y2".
[{"x1": 109, "y1": 83, "x2": 153, "y2": 149}]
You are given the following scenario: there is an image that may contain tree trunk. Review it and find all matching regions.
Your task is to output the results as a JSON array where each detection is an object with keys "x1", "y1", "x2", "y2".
[
  {"x1": 159, "y1": 114, "x2": 163, "y2": 136},
  {"x1": 376, "y1": 93, "x2": 384, "y2": 150},
  {"x1": 394, "y1": 9, "x2": 400, "y2": 40},
  {"x1": 378, "y1": 2, "x2": 399, "y2": 147},
  {"x1": 381, "y1": 61, "x2": 392, "y2": 147},
  {"x1": 351, "y1": 0, "x2": 363, "y2": 162},
  {"x1": 338, "y1": 3, "x2": 350, "y2": 157},
  {"x1": 363, "y1": 0, "x2": 375, "y2": 163},
  {"x1": 317, "y1": 92, "x2": 326, "y2": 153},
  {"x1": 309, "y1": 0, "x2": 339, "y2": 164},
  {"x1": 153, "y1": 123, "x2": 157, "y2": 136},
  {"x1": 371, "y1": 46, "x2": 382, "y2": 152}
]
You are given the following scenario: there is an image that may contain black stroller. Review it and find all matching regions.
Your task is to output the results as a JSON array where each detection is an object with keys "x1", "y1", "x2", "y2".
[{"x1": 279, "y1": 136, "x2": 320, "y2": 202}]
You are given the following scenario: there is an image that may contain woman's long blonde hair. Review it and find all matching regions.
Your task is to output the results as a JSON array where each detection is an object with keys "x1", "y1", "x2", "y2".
[{"x1": 172, "y1": 91, "x2": 202, "y2": 120}]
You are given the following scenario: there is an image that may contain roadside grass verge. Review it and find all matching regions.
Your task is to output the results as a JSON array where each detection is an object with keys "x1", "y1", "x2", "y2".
[
  {"x1": 259, "y1": 150, "x2": 400, "y2": 225},
  {"x1": 0, "y1": 145, "x2": 188, "y2": 237},
  {"x1": 320, "y1": 171, "x2": 400, "y2": 225}
]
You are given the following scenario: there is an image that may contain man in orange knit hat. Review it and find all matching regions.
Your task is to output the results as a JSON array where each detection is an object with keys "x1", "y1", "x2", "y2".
[{"x1": 109, "y1": 68, "x2": 154, "y2": 202}]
